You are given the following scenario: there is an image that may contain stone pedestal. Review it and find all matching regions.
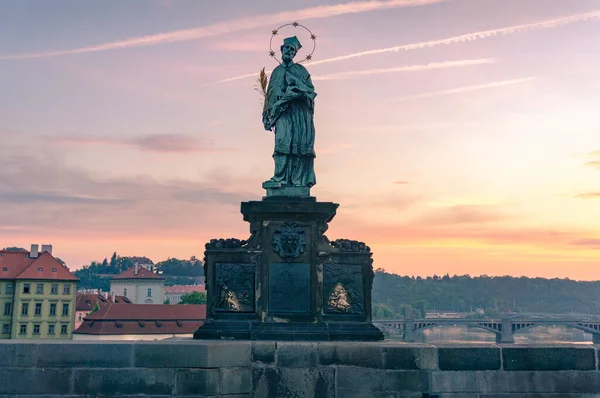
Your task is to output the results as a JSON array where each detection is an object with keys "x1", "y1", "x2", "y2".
[{"x1": 194, "y1": 197, "x2": 383, "y2": 341}]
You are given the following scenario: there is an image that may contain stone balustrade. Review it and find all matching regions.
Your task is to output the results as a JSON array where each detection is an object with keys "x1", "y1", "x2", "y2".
[{"x1": 1, "y1": 340, "x2": 599, "y2": 397}]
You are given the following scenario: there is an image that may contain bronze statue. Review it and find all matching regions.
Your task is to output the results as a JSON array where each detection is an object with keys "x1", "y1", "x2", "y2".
[{"x1": 262, "y1": 36, "x2": 317, "y2": 192}]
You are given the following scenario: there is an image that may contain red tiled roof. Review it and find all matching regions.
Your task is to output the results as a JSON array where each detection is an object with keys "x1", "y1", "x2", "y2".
[
  {"x1": 0, "y1": 250, "x2": 78, "y2": 281},
  {"x1": 113, "y1": 295, "x2": 132, "y2": 304},
  {"x1": 76, "y1": 293, "x2": 111, "y2": 311},
  {"x1": 16, "y1": 252, "x2": 78, "y2": 281},
  {"x1": 74, "y1": 303, "x2": 205, "y2": 335},
  {"x1": 164, "y1": 285, "x2": 206, "y2": 294},
  {"x1": 0, "y1": 250, "x2": 33, "y2": 278},
  {"x1": 84, "y1": 303, "x2": 205, "y2": 321},
  {"x1": 74, "y1": 319, "x2": 202, "y2": 335},
  {"x1": 111, "y1": 266, "x2": 163, "y2": 280}
]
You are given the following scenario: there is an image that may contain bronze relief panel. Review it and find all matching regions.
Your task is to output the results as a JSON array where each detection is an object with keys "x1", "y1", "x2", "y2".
[{"x1": 215, "y1": 263, "x2": 255, "y2": 312}]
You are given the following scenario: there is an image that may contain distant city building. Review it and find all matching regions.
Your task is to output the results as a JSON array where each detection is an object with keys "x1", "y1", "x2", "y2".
[
  {"x1": 73, "y1": 303, "x2": 205, "y2": 340},
  {"x1": 164, "y1": 285, "x2": 206, "y2": 304},
  {"x1": 128, "y1": 257, "x2": 155, "y2": 272},
  {"x1": 75, "y1": 293, "x2": 112, "y2": 329},
  {"x1": 425, "y1": 311, "x2": 463, "y2": 319},
  {"x1": 110, "y1": 264, "x2": 164, "y2": 304},
  {"x1": 0, "y1": 244, "x2": 78, "y2": 339}
]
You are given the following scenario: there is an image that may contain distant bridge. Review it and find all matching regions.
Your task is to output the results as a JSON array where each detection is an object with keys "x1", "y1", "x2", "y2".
[{"x1": 374, "y1": 317, "x2": 600, "y2": 343}]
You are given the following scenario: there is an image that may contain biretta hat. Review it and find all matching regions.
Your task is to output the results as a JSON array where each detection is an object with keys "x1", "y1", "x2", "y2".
[{"x1": 283, "y1": 36, "x2": 302, "y2": 51}]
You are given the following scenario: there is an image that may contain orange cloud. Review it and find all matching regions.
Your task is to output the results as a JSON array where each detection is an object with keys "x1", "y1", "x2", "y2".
[{"x1": 576, "y1": 192, "x2": 600, "y2": 199}]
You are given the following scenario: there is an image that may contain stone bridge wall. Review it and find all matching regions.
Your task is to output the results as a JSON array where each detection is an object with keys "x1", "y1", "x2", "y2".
[{"x1": 1, "y1": 340, "x2": 600, "y2": 397}]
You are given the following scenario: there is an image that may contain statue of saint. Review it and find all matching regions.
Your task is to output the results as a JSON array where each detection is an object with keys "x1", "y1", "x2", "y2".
[{"x1": 262, "y1": 36, "x2": 317, "y2": 192}]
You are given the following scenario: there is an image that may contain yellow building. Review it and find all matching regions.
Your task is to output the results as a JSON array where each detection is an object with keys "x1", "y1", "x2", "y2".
[{"x1": 0, "y1": 245, "x2": 78, "y2": 339}]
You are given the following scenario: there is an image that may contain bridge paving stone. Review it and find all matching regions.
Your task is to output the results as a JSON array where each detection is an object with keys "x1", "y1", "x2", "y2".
[
  {"x1": 337, "y1": 366, "x2": 385, "y2": 391},
  {"x1": 252, "y1": 367, "x2": 335, "y2": 398},
  {"x1": 0, "y1": 341, "x2": 37, "y2": 368},
  {"x1": 73, "y1": 368, "x2": 175, "y2": 395},
  {"x1": 219, "y1": 367, "x2": 252, "y2": 394},
  {"x1": 37, "y1": 341, "x2": 133, "y2": 368},
  {"x1": 319, "y1": 342, "x2": 385, "y2": 368},
  {"x1": 133, "y1": 340, "x2": 251, "y2": 368},
  {"x1": 0, "y1": 368, "x2": 72, "y2": 395},
  {"x1": 276, "y1": 342, "x2": 318, "y2": 368},
  {"x1": 501, "y1": 346, "x2": 596, "y2": 371},
  {"x1": 382, "y1": 344, "x2": 438, "y2": 370},
  {"x1": 435, "y1": 345, "x2": 501, "y2": 371},
  {"x1": 383, "y1": 370, "x2": 430, "y2": 392},
  {"x1": 251, "y1": 341, "x2": 276, "y2": 364}
]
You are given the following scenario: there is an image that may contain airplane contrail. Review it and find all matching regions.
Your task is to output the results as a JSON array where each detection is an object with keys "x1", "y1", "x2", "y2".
[
  {"x1": 312, "y1": 58, "x2": 495, "y2": 81},
  {"x1": 0, "y1": 0, "x2": 446, "y2": 60},
  {"x1": 215, "y1": 9, "x2": 600, "y2": 84},
  {"x1": 381, "y1": 77, "x2": 538, "y2": 102}
]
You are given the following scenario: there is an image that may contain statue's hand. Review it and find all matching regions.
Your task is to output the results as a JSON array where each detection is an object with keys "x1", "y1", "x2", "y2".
[{"x1": 262, "y1": 114, "x2": 272, "y2": 131}]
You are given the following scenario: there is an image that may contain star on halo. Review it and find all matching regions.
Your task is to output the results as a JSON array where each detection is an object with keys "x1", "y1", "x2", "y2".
[
  {"x1": 271, "y1": 29, "x2": 278, "y2": 35},
  {"x1": 310, "y1": 33, "x2": 317, "y2": 40},
  {"x1": 292, "y1": 21, "x2": 299, "y2": 27},
  {"x1": 269, "y1": 50, "x2": 275, "y2": 57},
  {"x1": 305, "y1": 54, "x2": 312, "y2": 61}
]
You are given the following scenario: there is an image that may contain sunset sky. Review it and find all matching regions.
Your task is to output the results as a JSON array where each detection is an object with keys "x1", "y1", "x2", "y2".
[{"x1": 1, "y1": 0, "x2": 599, "y2": 280}]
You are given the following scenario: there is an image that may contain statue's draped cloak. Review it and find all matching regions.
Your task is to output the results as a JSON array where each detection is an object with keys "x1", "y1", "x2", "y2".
[{"x1": 263, "y1": 62, "x2": 317, "y2": 187}]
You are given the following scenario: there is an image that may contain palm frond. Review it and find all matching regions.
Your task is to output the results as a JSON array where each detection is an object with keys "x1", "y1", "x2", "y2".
[{"x1": 254, "y1": 67, "x2": 269, "y2": 106}]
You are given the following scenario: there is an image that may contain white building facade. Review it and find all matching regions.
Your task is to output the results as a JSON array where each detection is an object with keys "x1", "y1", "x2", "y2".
[{"x1": 109, "y1": 264, "x2": 164, "y2": 304}]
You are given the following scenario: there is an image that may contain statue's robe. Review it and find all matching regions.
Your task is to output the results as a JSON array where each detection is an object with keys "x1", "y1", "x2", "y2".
[{"x1": 263, "y1": 62, "x2": 317, "y2": 187}]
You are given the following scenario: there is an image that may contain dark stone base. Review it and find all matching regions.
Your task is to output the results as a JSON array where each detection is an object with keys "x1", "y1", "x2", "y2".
[
  {"x1": 194, "y1": 321, "x2": 384, "y2": 341},
  {"x1": 193, "y1": 321, "x2": 251, "y2": 340}
]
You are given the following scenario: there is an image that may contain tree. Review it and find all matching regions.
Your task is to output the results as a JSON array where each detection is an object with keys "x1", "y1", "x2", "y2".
[
  {"x1": 91, "y1": 302, "x2": 101, "y2": 314},
  {"x1": 3, "y1": 247, "x2": 26, "y2": 252},
  {"x1": 179, "y1": 291, "x2": 207, "y2": 305},
  {"x1": 163, "y1": 298, "x2": 171, "y2": 304},
  {"x1": 110, "y1": 252, "x2": 117, "y2": 270}
]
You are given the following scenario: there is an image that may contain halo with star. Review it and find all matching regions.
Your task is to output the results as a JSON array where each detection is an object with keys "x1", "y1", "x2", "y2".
[{"x1": 268, "y1": 21, "x2": 317, "y2": 64}]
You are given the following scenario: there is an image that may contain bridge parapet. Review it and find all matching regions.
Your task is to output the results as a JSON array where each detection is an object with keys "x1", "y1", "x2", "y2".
[{"x1": 1, "y1": 341, "x2": 599, "y2": 396}]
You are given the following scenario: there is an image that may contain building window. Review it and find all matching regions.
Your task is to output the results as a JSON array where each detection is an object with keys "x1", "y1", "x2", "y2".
[
  {"x1": 62, "y1": 303, "x2": 69, "y2": 316},
  {"x1": 3, "y1": 302, "x2": 11, "y2": 316},
  {"x1": 148, "y1": 288, "x2": 152, "y2": 297},
  {"x1": 21, "y1": 303, "x2": 29, "y2": 316},
  {"x1": 63, "y1": 284, "x2": 70, "y2": 294},
  {"x1": 33, "y1": 324, "x2": 40, "y2": 335},
  {"x1": 49, "y1": 303, "x2": 56, "y2": 316},
  {"x1": 37, "y1": 267, "x2": 43, "y2": 272},
  {"x1": 51, "y1": 284, "x2": 58, "y2": 294},
  {"x1": 6, "y1": 283, "x2": 13, "y2": 294},
  {"x1": 19, "y1": 324, "x2": 27, "y2": 335},
  {"x1": 1, "y1": 324, "x2": 9, "y2": 334},
  {"x1": 35, "y1": 303, "x2": 42, "y2": 316},
  {"x1": 48, "y1": 324, "x2": 55, "y2": 335},
  {"x1": 124, "y1": 288, "x2": 127, "y2": 296},
  {"x1": 23, "y1": 283, "x2": 30, "y2": 294},
  {"x1": 52, "y1": 268, "x2": 57, "y2": 272},
  {"x1": 60, "y1": 324, "x2": 67, "y2": 335},
  {"x1": 36, "y1": 284, "x2": 44, "y2": 294}
]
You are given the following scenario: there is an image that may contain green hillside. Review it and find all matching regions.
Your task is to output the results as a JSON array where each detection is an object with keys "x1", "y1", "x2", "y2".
[{"x1": 372, "y1": 270, "x2": 600, "y2": 319}]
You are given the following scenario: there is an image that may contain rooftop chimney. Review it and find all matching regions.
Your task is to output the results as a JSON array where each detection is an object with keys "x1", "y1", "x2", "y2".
[
  {"x1": 41, "y1": 244, "x2": 53, "y2": 255},
  {"x1": 30, "y1": 244, "x2": 39, "y2": 258},
  {"x1": 134, "y1": 263, "x2": 139, "y2": 275}
]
